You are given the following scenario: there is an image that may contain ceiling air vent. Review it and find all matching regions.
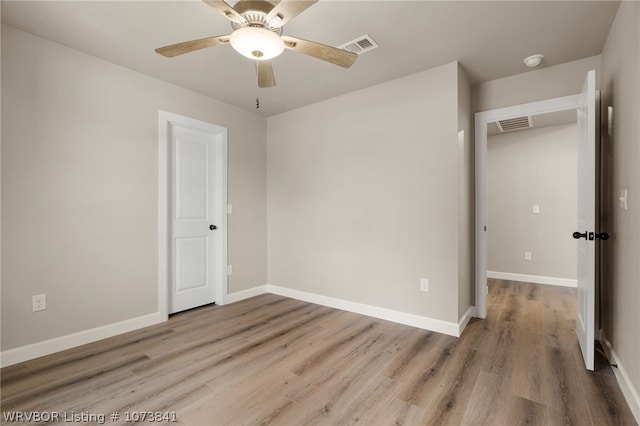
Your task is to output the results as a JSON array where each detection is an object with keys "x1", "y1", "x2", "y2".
[
  {"x1": 338, "y1": 34, "x2": 379, "y2": 55},
  {"x1": 496, "y1": 116, "x2": 533, "y2": 132}
]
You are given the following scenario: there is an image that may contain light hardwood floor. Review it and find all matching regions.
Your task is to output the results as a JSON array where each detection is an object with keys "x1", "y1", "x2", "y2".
[{"x1": 1, "y1": 280, "x2": 637, "y2": 425}]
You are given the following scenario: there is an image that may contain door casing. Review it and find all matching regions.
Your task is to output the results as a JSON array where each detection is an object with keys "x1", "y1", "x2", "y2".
[
  {"x1": 158, "y1": 111, "x2": 228, "y2": 319},
  {"x1": 474, "y1": 94, "x2": 582, "y2": 318}
]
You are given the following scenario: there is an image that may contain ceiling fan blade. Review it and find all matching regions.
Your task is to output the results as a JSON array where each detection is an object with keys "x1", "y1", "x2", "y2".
[
  {"x1": 201, "y1": 0, "x2": 246, "y2": 24},
  {"x1": 155, "y1": 35, "x2": 230, "y2": 58},
  {"x1": 281, "y1": 35, "x2": 357, "y2": 68},
  {"x1": 256, "y1": 60, "x2": 276, "y2": 88},
  {"x1": 266, "y1": 0, "x2": 318, "y2": 28}
]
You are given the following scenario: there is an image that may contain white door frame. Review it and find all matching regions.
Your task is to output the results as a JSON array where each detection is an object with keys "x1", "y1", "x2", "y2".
[
  {"x1": 158, "y1": 111, "x2": 228, "y2": 319},
  {"x1": 474, "y1": 94, "x2": 581, "y2": 318}
]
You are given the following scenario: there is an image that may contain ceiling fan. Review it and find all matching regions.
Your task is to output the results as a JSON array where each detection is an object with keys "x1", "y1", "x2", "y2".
[{"x1": 154, "y1": 0, "x2": 358, "y2": 88}]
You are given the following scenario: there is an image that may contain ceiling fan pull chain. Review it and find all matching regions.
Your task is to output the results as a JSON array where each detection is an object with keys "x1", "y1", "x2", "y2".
[{"x1": 256, "y1": 97, "x2": 260, "y2": 109}]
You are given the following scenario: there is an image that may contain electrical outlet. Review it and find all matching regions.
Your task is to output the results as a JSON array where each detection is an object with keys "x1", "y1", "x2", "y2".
[
  {"x1": 420, "y1": 278, "x2": 429, "y2": 292},
  {"x1": 524, "y1": 251, "x2": 532, "y2": 261},
  {"x1": 227, "y1": 204, "x2": 233, "y2": 214},
  {"x1": 532, "y1": 205, "x2": 540, "y2": 213},
  {"x1": 32, "y1": 294, "x2": 46, "y2": 312},
  {"x1": 227, "y1": 265, "x2": 233, "y2": 275}
]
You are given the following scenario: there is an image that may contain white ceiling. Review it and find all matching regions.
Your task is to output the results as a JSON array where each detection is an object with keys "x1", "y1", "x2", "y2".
[{"x1": 1, "y1": 1, "x2": 620, "y2": 117}]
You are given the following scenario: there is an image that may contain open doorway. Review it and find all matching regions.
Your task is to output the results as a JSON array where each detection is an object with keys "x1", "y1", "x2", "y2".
[
  {"x1": 475, "y1": 71, "x2": 599, "y2": 371},
  {"x1": 483, "y1": 110, "x2": 580, "y2": 351},
  {"x1": 486, "y1": 110, "x2": 578, "y2": 287},
  {"x1": 474, "y1": 93, "x2": 583, "y2": 319}
]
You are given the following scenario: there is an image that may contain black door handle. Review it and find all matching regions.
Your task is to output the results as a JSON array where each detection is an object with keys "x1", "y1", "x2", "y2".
[
  {"x1": 209, "y1": 225, "x2": 217, "y2": 230},
  {"x1": 573, "y1": 231, "x2": 609, "y2": 240}
]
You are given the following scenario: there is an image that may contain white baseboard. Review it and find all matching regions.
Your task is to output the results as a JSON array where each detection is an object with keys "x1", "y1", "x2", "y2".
[
  {"x1": 458, "y1": 306, "x2": 475, "y2": 335},
  {"x1": 266, "y1": 284, "x2": 464, "y2": 337},
  {"x1": 226, "y1": 285, "x2": 269, "y2": 304},
  {"x1": 0, "y1": 311, "x2": 166, "y2": 368},
  {"x1": 487, "y1": 271, "x2": 577, "y2": 288},
  {"x1": 230, "y1": 284, "x2": 473, "y2": 337},
  {"x1": 600, "y1": 334, "x2": 640, "y2": 424},
  {"x1": 1, "y1": 284, "x2": 473, "y2": 367}
]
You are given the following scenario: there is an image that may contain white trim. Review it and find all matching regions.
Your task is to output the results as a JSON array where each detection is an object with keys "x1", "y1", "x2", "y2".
[
  {"x1": 0, "y1": 312, "x2": 164, "y2": 368},
  {"x1": 0, "y1": 284, "x2": 474, "y2": 367},
  {"x1": 600, "y1": 335, "x2": 640, "y2": 424},
  {"x1": 458, "y1": 306, "x2": 475, "y2": 336},
  {"x1": 232, "y1": 284, "x2": 474, "y2": 336},
  {"x1": 487, "y1": 271, "x2": 577, "y2": 288},
  {"x1": 475, "y1": 94, "x2": 582, "y2": 319},
  {"x1": 158, "y1": 111, "x2": 228, "y2": 313},
  {"x1": 158, "y1": 114, "x2": 170, "y2": 319},
  {"x1": 267, "y1": 285, "x2": 462, "y2": 337},
  {"x1": 226, "y1": 285, "x2": 269, "y2": 304}
]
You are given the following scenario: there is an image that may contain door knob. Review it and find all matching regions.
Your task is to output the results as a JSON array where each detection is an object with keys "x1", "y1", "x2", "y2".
[
  {"x1": 573, "y1": 231, "x2": 609, "y2": 240},
  {"x1": 209, "y1": 225, "x2": 217, "y2": 230}
]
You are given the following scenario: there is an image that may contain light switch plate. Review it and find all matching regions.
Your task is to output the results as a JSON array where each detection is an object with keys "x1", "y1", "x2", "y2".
[
  {"x1": 619, "y1": 189, "x2": 628, "y2": 210},
  {"x1": 420, "y1": 278, "x2": 429, "y2": 292}
]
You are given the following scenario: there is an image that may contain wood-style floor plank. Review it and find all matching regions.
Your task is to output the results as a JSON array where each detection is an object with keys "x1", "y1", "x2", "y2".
[{"x1": 1, "y1": 281, "x2": 637, "y2": 426}]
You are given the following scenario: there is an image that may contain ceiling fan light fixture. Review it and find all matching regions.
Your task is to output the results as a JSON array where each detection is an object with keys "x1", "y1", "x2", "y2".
[{"x1": 230, "y1": 26, "x2": 284, "y2": 60}]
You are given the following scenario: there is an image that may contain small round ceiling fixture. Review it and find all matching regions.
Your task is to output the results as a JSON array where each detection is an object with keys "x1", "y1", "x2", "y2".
[{"x1": 523, "y1": 54, "x2": 544, "y2": 68}]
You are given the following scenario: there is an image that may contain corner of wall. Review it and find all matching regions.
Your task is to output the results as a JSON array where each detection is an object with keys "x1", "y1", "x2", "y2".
[{"x1": 457, "y1": 62, "x2": 474, "y2": 319}]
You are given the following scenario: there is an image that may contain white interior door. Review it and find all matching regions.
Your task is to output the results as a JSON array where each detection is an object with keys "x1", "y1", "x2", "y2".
[
  {"x1": 575, "y1": 69, "x2": 597, "y2": 371},
  {"x1": 170, "y1": 124, "x2": 220, "y2": 314}
]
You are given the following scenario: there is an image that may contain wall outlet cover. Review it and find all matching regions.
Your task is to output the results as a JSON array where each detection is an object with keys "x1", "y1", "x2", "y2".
[{"x1": 32, "y1": 294, "x2": 46, "y2": 312}]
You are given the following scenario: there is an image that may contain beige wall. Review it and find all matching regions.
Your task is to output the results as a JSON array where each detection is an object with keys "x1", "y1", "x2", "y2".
[
  {"x1": 600, "y1": 0, "x2": 640, "y2": 414},
  {"x1": 457, "y1": 63, "x2": 474, "y2": 314},
  {"x1": 473, "y1": 55, "x2": 601, "y2": 113},
  {"x1": 1, "y1": 25, "x2": 267, "y2": 351},
  {"x1": 487, "y1": 124, "x2": 577, "y2": 279},
  {"x1": 267, "y1": 62, "x2": 469, "y2": 324}
]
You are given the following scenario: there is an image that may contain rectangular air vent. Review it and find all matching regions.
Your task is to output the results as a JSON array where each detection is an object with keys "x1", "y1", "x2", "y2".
[
  {"x1": 338, "y1": 34, "x2": 379, "y2": 55},
  {"x1": 496, "y1": 116, "x2": 533, "y2": 132}
]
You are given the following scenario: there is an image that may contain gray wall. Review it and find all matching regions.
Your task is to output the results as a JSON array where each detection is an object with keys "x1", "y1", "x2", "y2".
[
  {"x1": 1, "y1": 25, "x2": 268, "y2": 351},
  {"x1": 457, "y1": 63, "x2": 474, "y2": 313},
  {"x1": 473, "y1": 55, "x2": 601, "y2": 113},
  {"x1": 600, "y1": 0, "x2": 640, "y2": 413},
  {"x1": 487, "y1": 124, "x2": 577, "y2": 280},
  {"x1": 267, "y1": 62, "x2": 471, "y2": 324}
]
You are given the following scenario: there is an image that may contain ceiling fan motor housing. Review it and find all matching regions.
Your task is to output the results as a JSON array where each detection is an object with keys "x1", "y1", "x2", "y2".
[{"x1": 230, "y1": 0, "x2": 283, "y2": 35}]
